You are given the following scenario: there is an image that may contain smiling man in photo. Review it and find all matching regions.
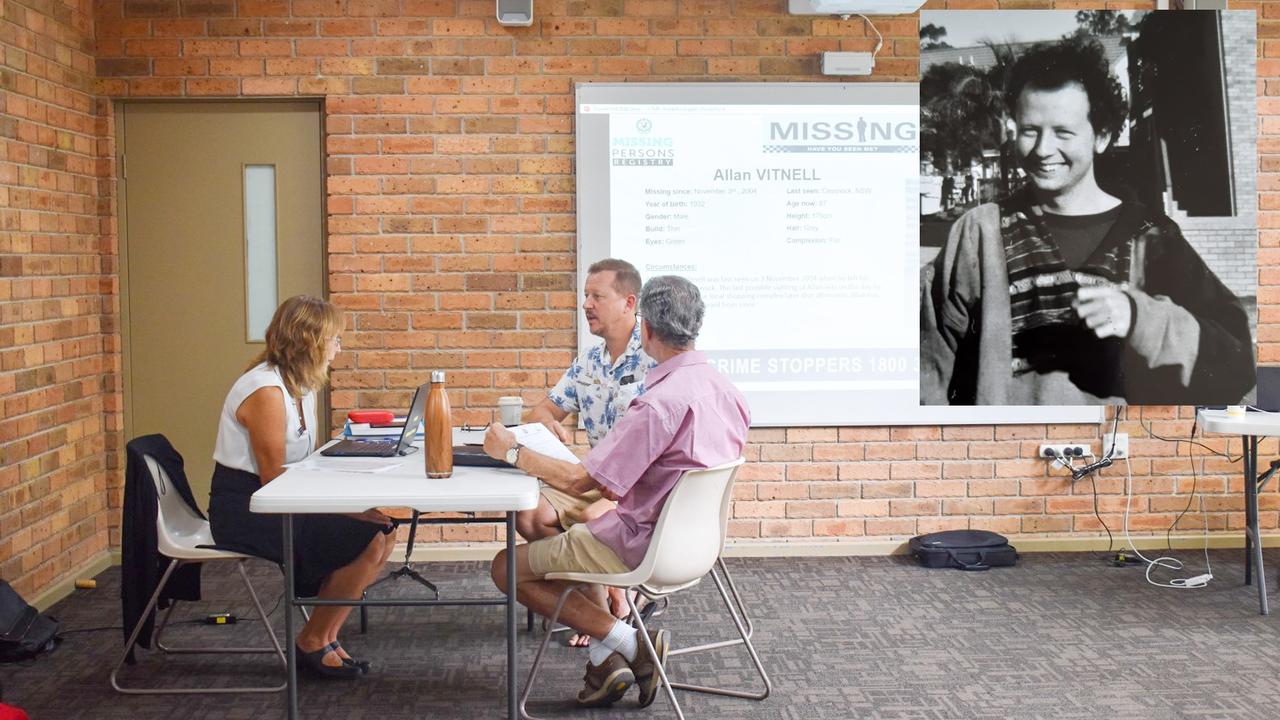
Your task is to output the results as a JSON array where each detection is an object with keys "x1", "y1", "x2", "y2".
[{"x1": 920, "y1": 36, "x2": 1254, "y2": 405}]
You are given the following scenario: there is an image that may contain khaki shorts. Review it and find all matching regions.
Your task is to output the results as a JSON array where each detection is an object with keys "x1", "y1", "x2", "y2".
[
  {"x1": 541, "y1": 486, "x2": 614, "y2": 529},
  {"x1": 527, "y1": 523, "x2": 630, "y2": 577}
]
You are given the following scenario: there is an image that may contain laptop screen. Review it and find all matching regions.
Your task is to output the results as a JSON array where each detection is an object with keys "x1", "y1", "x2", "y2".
[{"x1": 394, "y1": 383, "x2": 430, "y2": 453}]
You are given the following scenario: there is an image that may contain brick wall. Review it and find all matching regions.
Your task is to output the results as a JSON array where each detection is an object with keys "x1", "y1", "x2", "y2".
[
  {"x1": 1180, "y1": 227, "x2": 1258, "y2": 302},
  {"x1": 9, "y1": 0, "x2": 1280, "y2": 603},
  {"x1": 1178, "y1": 8, "x2": 1257, "y2": 300},
  {"x1": 1225, "y1": 8, "x2": 1260, "y2": 222},
  {"x1": 0, "y1": 0, "x2": 113, "y2": 602}
]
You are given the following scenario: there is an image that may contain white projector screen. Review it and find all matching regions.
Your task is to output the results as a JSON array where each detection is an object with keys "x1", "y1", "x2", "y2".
[{"x1": 575, "y1": 82, "x2": 1102, "y2": 428}]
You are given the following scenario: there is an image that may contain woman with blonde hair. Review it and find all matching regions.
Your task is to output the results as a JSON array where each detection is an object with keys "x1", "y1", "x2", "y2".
[{"x1": 209, "y1": 295, "x2": 394, "y2": 679}]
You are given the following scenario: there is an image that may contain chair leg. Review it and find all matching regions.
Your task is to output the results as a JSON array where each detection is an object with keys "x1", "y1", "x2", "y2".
[
  {"x1": 112, "y1": 559, "x2": 180, "y2": 692},
  {"x1": 669, "y1": 558, "x2": 755, "y2": 657},
  {"x1": 518, "y1": 584, "x2": 582, "y2": 720},
  {"x1": 150, "y1": 595, "x2": 181, "y2": 651},
  {"x1": 629, "y1": 591, "x2": 686, "y2": 720},
  {"x1": 111, "y1": 559, "x2": 288, "y2": 695},
  {"x1": 153, "y1": 560, "x2": 286, "y2": 657},
  {"x1": 667, "y1": 565, "x2": 770, "y2": 701},
  {"x1": 239, "y1": 561, "x2": 288, "y2": 669}
]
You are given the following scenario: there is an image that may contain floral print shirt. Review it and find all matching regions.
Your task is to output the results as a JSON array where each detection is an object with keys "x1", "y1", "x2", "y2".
[{"x1": 548, "y1": 323, "x2": 657, "y2": 447}]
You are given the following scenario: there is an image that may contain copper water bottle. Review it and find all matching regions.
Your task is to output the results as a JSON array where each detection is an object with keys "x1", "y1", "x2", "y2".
[{"x1": 425, "y1": 370, "x2": 453, "y2": 478}]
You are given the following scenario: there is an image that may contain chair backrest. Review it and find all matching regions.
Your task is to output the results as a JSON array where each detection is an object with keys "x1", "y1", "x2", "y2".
[
  {"x1": 632, "y1": 458, "x2": 745, "y2": 590},
  {"x1": 144, "y1": 455, "x2": 216, "y2": 557}
]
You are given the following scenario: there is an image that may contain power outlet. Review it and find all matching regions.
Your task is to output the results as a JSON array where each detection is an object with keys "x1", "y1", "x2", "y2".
[
  {"x1": 1039, "y1": 443, "x2": 1093, "y2": 459},
  {"x1": 1101, "y1": 432, "x2": 1128, "y2": 459}
]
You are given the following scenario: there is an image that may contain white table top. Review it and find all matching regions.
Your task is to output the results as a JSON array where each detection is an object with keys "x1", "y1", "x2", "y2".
[
  {"x1": 249, "y1": 452, "x2": 540, "y2": 514},
  {"x1": 1197, "y1": 408, "x2": 1280, "y2": 437}
]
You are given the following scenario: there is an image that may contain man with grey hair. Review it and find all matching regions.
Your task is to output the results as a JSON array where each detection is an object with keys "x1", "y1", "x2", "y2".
[
  {"x1": 482, "y1": 275, "x2": 751, "y2": 708},
  {"x1": 519, "y1": 257, "x2": 656, "y2": 646}
]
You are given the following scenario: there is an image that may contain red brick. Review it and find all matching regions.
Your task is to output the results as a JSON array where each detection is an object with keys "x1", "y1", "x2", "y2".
[
  {"x1": 814, "y1": 519, "x2": 864, "y2": 537},
  {"x1": 865, "y1": 518, "x2": 916, "y2": 537},
  {"x1": 760, "y1": 519, "x2": 811, "y2": 538}
]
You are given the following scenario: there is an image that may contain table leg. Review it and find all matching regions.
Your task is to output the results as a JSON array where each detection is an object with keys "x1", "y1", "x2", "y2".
[
  {"x1": 1248, "y1": 437, "x2": 1269, "y2": 615},
  {"x1": 1244, "y1": 435, "x2": 1253, "y2": 587},
  {"x1": 284, "y1": 513, "x2": 299, "y2": 718},
  {"x1": 507, "y1": 511, "x2": 517, "y2": 720}
]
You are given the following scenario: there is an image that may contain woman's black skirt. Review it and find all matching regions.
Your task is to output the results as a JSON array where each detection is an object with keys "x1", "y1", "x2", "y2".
[{"x1": 208, "y1": 463, "x2": 391, "y2": 597}]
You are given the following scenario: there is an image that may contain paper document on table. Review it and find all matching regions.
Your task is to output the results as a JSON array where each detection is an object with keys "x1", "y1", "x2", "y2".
[
  {"x1": 287, "y1": 457, "x2": 407, "y2": 474},
  {"x1": 511, "y1": 423, "x2": 581, "y2": 465},
  {"x1": 453, "y1": 427, "x2": 487, "y2": 446}
]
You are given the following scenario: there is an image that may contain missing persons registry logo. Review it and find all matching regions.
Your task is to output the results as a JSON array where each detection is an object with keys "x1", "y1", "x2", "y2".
[{"x1": 612, "y1": 117, "x2": 674, "y2": 167}]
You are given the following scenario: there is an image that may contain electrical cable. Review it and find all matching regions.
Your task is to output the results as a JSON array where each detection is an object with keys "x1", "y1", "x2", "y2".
[
  {"x1": 1084, "y1": 408, "x2": 1121, "y2": 559},
  {"x1": 855, "y1": 14, "x2": 884, "y2": 59},
  {"x1": 1138, "y1": 406, "x2": 1241, "y2": 462},
  {"x1": 1165, "y1": 423, "x2": 1201, "y2": 552},
  {"x1": 1087, "y1": 472, "x2": 1114, "y2": 555},
  {"x1": 241, "y1": 590, "x2": 285, "y2": 624},
  {"x1": 1106, "y1": 407, "x2": 1121, "y2": 460},
  {"x1": 1051, "y1": 452, "x2": 1075, "y2": 474},
  {"x1": 1121, "y1": 457, "x2": 1212, "y2": 589},
  {"x1": 59, "y1": 625, "x2": 122, "y2": 635},
  {"x1": 60, "y1": 590, "x2": 283, "y2": 637},
  {"x1": 1058, "y1": 407, "x2": 1121, "y2": 482}
]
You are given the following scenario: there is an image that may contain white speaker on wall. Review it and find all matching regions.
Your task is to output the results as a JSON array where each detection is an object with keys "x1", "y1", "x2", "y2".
[{"x1": 497, "y1": 0, "x2": 533, "y2": 26}]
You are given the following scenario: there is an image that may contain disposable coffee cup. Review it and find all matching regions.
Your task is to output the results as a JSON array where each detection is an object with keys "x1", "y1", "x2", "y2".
[{"x1": 498, "y1": 396, "x2": 523, "y2": 426}]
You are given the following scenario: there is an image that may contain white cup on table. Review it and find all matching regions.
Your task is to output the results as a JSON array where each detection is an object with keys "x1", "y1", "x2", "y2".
[{"x1": 498, "y1": 396, "x2": 523, "y2": 426}]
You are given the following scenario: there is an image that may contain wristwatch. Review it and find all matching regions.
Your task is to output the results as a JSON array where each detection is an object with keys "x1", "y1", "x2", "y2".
[{"x1": 505, "y1": 443, "x2": 521, "y2": 466}]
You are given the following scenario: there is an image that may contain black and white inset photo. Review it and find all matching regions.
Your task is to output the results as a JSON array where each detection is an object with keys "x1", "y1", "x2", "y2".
[{"x1": 918, "y1": 10, "x2": 1257, "y2": 406}]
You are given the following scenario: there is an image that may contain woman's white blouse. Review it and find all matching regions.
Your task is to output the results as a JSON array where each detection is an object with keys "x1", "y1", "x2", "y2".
[{"x1": 212, "y1": 362, "x2": 317, "y2": 475}]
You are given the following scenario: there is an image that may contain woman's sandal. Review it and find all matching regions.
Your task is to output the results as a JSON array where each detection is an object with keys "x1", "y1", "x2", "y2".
[
  {"x1": 326, "y1": 641, "x2": 371, "y2": 674},
  {"x1": 296, "y1": 643, "x2": 362, "y2": 679}
]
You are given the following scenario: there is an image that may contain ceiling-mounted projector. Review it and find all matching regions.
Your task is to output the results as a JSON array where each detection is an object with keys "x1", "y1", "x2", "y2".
[{"x1": 787, "y1": 0, "x2": 926, "y2": 15}]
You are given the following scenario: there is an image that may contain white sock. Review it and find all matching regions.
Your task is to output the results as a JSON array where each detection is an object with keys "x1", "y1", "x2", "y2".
[
  {"x1": 588, "y1": 639, "x2": 612, "y2": 667},
  {"x1": 600, "y1": 619, "x2": 638, "y2": 663}
]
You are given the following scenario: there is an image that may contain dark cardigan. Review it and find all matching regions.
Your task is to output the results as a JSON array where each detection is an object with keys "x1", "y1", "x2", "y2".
[{"x1": 120, "y1": 434, "x2": 203, "y2": 663}]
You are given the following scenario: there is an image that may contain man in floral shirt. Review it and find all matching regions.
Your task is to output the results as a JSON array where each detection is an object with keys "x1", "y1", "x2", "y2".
[{"x1": 521, "y1": 258, "x2": 656, "y2": 643}]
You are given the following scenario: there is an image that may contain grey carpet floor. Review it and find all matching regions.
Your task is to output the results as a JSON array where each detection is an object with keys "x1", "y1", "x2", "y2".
[{"x1": 5, "y1": 550, "x2": 1280, "y2": 719}]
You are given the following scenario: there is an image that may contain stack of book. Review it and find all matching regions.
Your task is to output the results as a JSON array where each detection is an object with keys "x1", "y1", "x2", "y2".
[{"x1": 341, "y1": 418, "x2": 424, "y2": 439}]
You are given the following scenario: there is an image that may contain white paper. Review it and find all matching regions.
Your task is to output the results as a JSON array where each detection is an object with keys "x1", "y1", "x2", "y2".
[
  {"x1": 511, "y1": 423, "x2": 581, "y2": 465},
  {"x1": 453, "y1": 427, "x2": 487, "y2": 446}
]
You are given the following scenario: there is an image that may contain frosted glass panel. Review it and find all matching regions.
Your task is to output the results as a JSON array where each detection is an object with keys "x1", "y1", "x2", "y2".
[{"x1": 244, "y1": 165, "x2": 277, "y2": 342}]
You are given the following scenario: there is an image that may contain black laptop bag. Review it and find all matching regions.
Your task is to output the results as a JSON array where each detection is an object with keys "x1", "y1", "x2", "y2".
[
  {"x1": 0, "y1": 581, "x2": 60, "y2": 663},
  {"x1": 908, "y1": 529, "x2": 1017, "y2": 571}
]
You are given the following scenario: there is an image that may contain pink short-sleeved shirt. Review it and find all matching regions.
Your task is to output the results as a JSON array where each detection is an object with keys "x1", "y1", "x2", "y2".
[{"x1": 583, "y1": 351, "x2": 751, "y2": 569}]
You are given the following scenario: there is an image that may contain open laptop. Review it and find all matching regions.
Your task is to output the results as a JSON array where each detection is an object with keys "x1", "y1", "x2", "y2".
[{"x1": 321, "y1": 382, "x2": 427, "y2": 457}]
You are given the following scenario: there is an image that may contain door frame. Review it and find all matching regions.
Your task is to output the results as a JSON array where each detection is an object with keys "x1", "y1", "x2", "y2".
[{"x1": 116, "y1": 98, "x2": 330, "y2": 448}]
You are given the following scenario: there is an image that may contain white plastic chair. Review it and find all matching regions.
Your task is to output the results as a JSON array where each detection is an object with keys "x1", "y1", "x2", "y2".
[
  {"x1": 111, "y1": 455, "x2": 287, "y2": 694},
  {"x1": 520, "y1": 457, "x2": 770, "y2": 719}
]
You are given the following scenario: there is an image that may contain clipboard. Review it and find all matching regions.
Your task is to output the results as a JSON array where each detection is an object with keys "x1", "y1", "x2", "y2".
[{"x1": 453, "y1": 445, "x2": 513, "y2": 469}]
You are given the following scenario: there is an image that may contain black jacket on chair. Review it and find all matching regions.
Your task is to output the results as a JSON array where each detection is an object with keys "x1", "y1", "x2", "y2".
[{"x1": 121, "y1": 435, "x2": 203, "y2": 662}]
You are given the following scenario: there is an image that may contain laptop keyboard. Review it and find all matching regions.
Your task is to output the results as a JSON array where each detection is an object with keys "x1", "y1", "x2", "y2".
[{"x1": 321, "y1": 440, "x2": 397, "y2": 457}]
